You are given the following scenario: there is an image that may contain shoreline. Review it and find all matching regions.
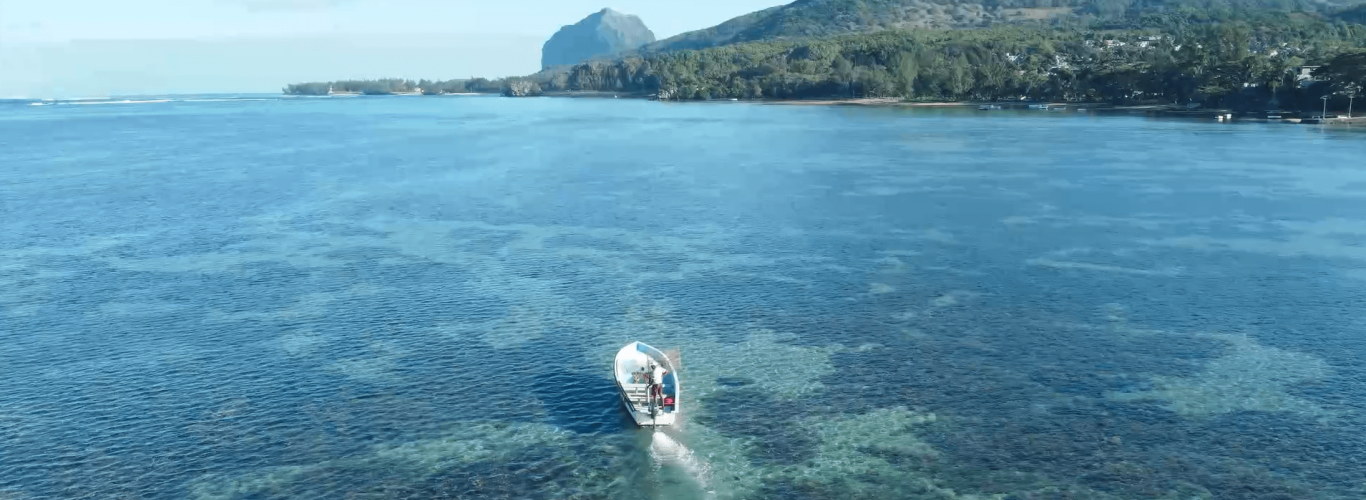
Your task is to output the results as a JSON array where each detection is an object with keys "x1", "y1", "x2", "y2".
[
  {"x1": 765, "y1": 98, "x2": 969, "y2": 107},
  {"x1": 763, "y1": 97, "x2": 1364, "y2": 124},
  {"x1": 275, "y1": 91, "x2": 1363, "y2": 124}
]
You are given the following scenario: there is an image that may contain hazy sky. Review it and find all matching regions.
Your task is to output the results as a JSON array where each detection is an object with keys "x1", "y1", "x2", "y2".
[{"x1": 0, "y1": 0, "x2": 785, "y2": 97}]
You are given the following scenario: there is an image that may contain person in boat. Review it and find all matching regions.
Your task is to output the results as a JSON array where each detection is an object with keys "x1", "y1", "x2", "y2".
[
  {"x1": 651, "y1": 369, "x2": 667, "y2": 400},
  {"x1": 656, "y1": 370, "x2": 673, "y2": 411}
]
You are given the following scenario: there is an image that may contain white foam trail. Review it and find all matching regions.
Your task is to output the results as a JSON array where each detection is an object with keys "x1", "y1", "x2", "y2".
[
  {"x1": 182, "y1": 98, "x2": 274, "y2": 102},
  {"x1": 650, "y1": 430, "x2": 713, "y2": 494},
  {"x1": 66, "y1": 99, "x2": 172, "y2": 105}
]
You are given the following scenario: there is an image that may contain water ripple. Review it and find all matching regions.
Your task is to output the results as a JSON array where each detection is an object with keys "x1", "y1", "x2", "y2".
[{"x1": 2, "y1": 98, "x2": 1365, "y2": 499}]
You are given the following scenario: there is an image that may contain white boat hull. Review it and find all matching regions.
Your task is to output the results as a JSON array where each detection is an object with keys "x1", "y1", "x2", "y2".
[
  {"x1": 613, "y1": 342, "x2": 679, "y2": 427},
  {"x1": 618, "y1": 391, "x2": 677, "y2": 427}
]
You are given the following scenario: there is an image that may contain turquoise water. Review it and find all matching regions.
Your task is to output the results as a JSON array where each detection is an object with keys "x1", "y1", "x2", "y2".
[{"x1": 2, "y1": 95, "x2": 1366, "y2": 499}]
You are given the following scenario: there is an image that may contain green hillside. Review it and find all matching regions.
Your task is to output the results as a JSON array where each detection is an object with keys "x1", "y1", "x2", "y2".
[
  {"x1": 641, "y1": 0, "x2": 1366, "y2": 53},
  {"x1": 526, "y1": 7, "x2": 1366, "y2": 112},
  {"x1": 1337, "y1": 3, "x2": 1366, "y2": 22},
  {"x1": 283, "y1": 1, "x2": 1366, "y2": 112}
]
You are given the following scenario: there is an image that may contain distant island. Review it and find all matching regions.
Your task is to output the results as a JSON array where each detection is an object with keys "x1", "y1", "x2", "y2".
[{"x1": 285, "y1": 1, "x2": 1366, "y2": 114}]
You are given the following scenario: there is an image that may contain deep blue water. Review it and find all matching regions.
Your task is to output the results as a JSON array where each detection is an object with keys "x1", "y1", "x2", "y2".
[{"x1": 3, "y1": 95, "x2": 1366, "y2": 499}]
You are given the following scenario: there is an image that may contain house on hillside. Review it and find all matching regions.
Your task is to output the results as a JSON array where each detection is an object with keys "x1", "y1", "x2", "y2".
[{"x1": 1294, "y1": 66, "x2": 1323, "y2": 88}]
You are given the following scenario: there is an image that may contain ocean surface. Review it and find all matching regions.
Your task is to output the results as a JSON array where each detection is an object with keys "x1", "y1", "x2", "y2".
[{"x1": 2, "y1": 95, "x2": 1366, "y2": 500}]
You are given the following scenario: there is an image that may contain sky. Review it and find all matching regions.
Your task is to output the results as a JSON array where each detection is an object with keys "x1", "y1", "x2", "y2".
[{"x1": 0, "y1": 0, "x2": 785, "y2": 98}]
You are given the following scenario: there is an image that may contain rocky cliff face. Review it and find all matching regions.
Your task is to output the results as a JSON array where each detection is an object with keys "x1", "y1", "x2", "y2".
[
  {"x1": 502, "y1": 79, "x2": 543, "y2": 97},
  {"x1": 541, "y1": 8, "x2": 655, "y2": 69}
]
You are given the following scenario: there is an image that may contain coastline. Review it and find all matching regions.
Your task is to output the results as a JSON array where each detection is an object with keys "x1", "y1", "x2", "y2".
[
  {"x1": 540, "y1": 90, "x2": 649, "y2": 98},
  {"x1": 765, "y1": 98, "x2": 969, "y2": 107},
  {"x1": 764, "y1": 97, "x2": 1364, "y2": 124},
  {"x1": 272, "y1": 91, "x2": 1362, "y2": 124}
]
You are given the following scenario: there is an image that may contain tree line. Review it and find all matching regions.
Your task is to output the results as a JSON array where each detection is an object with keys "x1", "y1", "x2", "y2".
[
  {"x1": 281, "y1": 8, "x2": 1366, "y2": 110},
  {"x1": 526, "y1": 10, "x2": 1366, "y2": 110},
  {"x1": 283, "y1": 78, "x2": 503, "y2": 95}
]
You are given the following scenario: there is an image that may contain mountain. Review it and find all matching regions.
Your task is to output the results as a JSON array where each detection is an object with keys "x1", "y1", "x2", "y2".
[
  {"x1": 1337, "y1": 3, "x2": 1366, "y2": 22},
  {"x1": 542, "y1": 8, "x2": 656, "y2": 70},
  {"x1": 642, "y1": 0, "x2": 1366, "y2": 53}
]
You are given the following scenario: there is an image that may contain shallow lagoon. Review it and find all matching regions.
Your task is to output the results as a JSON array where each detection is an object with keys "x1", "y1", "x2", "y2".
[{"x1": 2, "y1": 96, "x2": 1365, "y2": 499}]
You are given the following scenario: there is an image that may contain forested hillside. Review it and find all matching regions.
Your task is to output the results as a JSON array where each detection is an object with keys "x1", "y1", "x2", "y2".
[
  {"x1": 283, "y1": 1, "x2": 1366, "y2": 111},
  {"x1": 641, "y1": 0, "x2": 1366, "y2": 53},
  {"x1": 528, "y1": 11, "x2": 1366, "y2": 110}
]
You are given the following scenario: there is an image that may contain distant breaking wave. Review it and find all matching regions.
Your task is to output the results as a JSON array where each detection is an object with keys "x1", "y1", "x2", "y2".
[
  {"x1": 9, "y1": 93, "x2": 490, "y2": 108},
  {"x1": 14, "y1": 96, "x2": 283, "y2": 107},
  {"x1": 66, "y1": 99, "x2": 173, "y2": 105},
  {"x1": 181, "y1": 98, "x2": 274, "y2": 103}
]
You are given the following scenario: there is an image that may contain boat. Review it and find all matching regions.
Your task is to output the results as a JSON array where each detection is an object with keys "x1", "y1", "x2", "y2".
[
  {"x1": 613, "y1": 342, "x2": 679, "y2": 427},
  {"x1": 977, "y1": 104, "x2": 1001, "y2": 110}
]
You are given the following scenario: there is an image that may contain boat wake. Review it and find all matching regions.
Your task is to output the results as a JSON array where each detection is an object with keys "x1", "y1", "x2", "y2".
[{"x1": 649, "y1": 430, "x2": 714, "y2": 497}]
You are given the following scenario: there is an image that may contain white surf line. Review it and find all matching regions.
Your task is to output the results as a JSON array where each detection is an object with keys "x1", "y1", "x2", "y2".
[{"x1": 65, "y1": 99, "x2": 172, "y2": 105}]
